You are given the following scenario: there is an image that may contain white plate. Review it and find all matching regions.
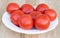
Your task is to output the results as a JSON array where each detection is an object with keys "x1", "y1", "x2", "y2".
[{"x1": 2, "y1": 12, "x2": 58, "y2": 34}]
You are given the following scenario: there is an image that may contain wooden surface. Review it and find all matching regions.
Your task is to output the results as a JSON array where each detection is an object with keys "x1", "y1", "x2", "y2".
[{"x1": 0, "y1": 0, "x2": 60, "y2": 38}]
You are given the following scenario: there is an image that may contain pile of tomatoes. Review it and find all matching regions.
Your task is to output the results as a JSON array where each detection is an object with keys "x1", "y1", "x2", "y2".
[{"x1": 6, "y1": 3, "x2": 57, "y2": 30}]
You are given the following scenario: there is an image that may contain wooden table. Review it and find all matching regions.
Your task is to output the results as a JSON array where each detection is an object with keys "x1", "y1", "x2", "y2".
[{"x1": 0, "y1": 0, "x2": 60, "y2": 38}]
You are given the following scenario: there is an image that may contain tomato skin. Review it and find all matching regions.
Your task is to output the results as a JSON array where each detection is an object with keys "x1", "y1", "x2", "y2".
[
  {"x1": 45, "y1": 9, "x2": 57, "y2": 21},
  {"x1": 36, "y1": 4, "x2": 49, "y2": 14},
  {"x1": 10, "y1": 10, "x2": 24, "y2": 26},
  {"x1": 7, "y1": 3, "x2": 20, "y2": 14},
  {"x1": 18, "y1": 14, "x2": 33, "y2": 30},
  {"x1": 21, "y1": 4, "x2": 34, "y2": 14},
  {"x1": 30, "y1": 11, "x2": 42, "y2": 19},
  {"x1": 35, "y1": 14, "x2": 50, "y2": 30},
  {"x1": 30, "y1": 11, "x2": 42, "y2": 26}
]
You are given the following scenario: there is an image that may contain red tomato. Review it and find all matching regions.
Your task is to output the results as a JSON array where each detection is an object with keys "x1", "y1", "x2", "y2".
[
  {"x1": 30, "y1": 11, "x2": 42, "y2": 26},
  {"x1": 45, "y1": 9, "x2": 57, "y2": 21},
  {"x1": 30, "y1": 11, "x2": 42, "y2": 19},
  {"x1": 7, "y1": 3, "x2": 20, "y2": 14},
  {"x1": 10, "y1": 10, "x2": 24, "y2": 26},
  {"x1": 35, "y1": 14, "x2": 50, "y2": 30},
  {"x1": 18, "y1": 14, "x2": 33, "y2": 30},
  {"x1": 21, "y1": 4, "x2": 34, "y2": 14},
  {"x1": 36, "y1": 4, "x2": 49, "y2": 14}
]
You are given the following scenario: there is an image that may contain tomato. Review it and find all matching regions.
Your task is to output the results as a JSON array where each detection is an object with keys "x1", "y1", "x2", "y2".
[
  {"x1": 30, "y1": 11, "x2": 42, "y2": 19},
  {"x1": 45, "y1": 9, "x2": 57, "y2": 21},
  {"x1": 21, "y1": 4, "x2": 34, "y2": 14},
  {"x1": 35, "y1": 14, "x2": 50, "y2": 30},
  {"x1": 10, "y1": 10, "x2": 24, "y2": 26},
  {"x1": 18, "y1": 14, "x2": 33, "y2": 30},
  {"x1": 30, "y1": 11, "x2": 42, "y2": 26},
  {"x1": 36, "y1": 4, "x2": 49, "y2": 14},
  {"x1": 6, "y1": 3, "x2": 20, "y2": 14}
]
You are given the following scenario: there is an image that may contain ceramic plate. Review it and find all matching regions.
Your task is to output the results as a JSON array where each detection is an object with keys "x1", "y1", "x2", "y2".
[{"x1": 2, "y1": 12, "x2": 58, "y2": 34}]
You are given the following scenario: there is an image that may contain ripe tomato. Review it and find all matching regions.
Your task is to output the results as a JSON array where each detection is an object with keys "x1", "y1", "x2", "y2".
[
  {"x1": 35, "y1": 14, "x2": 50, "y2": 30},
  {"x1": 30, "y1": 11, "x2": 42, "y2": 19},
  {"x1": 18, "y1": 14, "x2": 33, "y2": 30},
  {"x1": 21, "y1": 4, "x2": 34, "y2": 14},
  {"x1": 45, "y1": 9, "x2": 57, "y2": 21},
  {"x1": 30, "y1": 11, "x2": 42, "y2": 26},
  {"x1": 6, "y1": 3, "x2": 20, "y2": 14},
  {"x1": 10, "y1": 10, "x2": 24, "y2": 26},
  {"x1": 36, "y1": 4, "x2": 49, "y2": 14}
]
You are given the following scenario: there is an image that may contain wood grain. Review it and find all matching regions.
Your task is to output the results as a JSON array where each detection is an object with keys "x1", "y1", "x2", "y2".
[{"x1": 0, "y1": 0, "x2": 60, "y2": 38}]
